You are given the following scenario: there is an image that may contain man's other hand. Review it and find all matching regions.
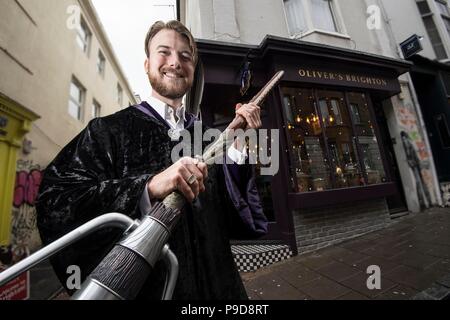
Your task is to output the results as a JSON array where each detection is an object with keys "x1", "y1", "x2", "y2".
[
  {"x1": 147, "y1": 157, "x2": 208, "y2": 202},
  {"x1": 235, "y1": 103, "x2": 262, "y2": 130}
]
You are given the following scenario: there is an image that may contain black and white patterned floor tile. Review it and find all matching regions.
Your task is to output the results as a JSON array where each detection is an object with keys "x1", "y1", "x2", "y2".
[{"x1": 231, "y1": 244, "x2": 293, "y2": 272}]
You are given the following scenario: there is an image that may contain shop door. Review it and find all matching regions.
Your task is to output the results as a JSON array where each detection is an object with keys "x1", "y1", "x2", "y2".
[{"x1": 373, "y1": 102, "x2": 408, "y2": 214}]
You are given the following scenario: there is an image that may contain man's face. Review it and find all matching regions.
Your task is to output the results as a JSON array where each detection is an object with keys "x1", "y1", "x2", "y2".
[{"x1": 145, "y1": 29, "x2": 195, "y2": 100}]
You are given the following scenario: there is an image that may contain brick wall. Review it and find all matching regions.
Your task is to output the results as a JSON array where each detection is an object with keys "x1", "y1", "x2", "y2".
[{"x1": 293, "y1": 199, "x2": 390, "y2": 254}]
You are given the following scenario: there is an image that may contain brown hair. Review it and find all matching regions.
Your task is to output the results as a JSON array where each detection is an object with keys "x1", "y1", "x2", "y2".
[{"x1": 144, "y1": 20, "x2": 198, "y2": 65}]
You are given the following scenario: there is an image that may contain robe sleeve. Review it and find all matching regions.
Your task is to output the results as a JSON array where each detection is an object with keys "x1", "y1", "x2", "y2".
[
  {"x1": 36, "y1": 118, "x2": 152, "y2": 291},
  {"x1": 222, "y1": 160, "x2": 268, "y2": 239}
]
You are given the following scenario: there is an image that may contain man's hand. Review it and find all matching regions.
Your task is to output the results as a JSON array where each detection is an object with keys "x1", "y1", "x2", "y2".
[
  {"x1": 148, "y1": 157, "x2": 208, "y2": 202},
  {"x1": 235, "y1": 103, "x2": 262, "y2": 130}
]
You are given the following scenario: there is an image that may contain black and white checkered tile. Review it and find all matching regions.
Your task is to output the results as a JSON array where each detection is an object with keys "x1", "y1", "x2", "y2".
[{"x1": 231, "y1": 244, "x2": 293, "y2": 272}]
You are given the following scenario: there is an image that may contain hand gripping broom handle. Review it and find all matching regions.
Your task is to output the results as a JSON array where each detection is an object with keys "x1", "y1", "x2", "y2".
[
  {"x1": 72, "y1": 71, "x2": 284, "y2": 300},
  {"x1": 227, "y1": 70, "x2": 285, "y2": 133}
]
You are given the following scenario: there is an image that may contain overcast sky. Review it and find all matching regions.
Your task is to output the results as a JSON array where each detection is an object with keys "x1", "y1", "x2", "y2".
[{"x1": 92, "y1": 0, "x2": 177, "y2": 99}]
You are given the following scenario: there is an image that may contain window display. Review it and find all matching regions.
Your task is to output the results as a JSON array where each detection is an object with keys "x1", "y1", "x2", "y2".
[{"x1": 282, "y1": 87, "x2": 387, "y2": 193}]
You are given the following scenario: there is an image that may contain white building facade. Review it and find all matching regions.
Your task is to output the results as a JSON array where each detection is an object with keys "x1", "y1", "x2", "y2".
[{"x1": 0, "y1": 0, "x2": 136, "y2": 298}]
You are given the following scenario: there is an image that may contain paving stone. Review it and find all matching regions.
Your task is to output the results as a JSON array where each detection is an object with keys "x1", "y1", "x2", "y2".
[
  {"x1": 351, "y1": 256, "x2": 399, "y2": 274},
  {"x1": 384, "y1": 265, "x2": 447, "y2": 291},
  {"x1": 295, "y1": 253, "x2": 335, "y2": 270},
  {"x1": 436, "y1": 273, "x2": 450, "y2": 288},
  {"x1": 434, "y1": 259, "x2": 450, "y2": 273},
  {"x1": 244, "y1": 274, "x2": 309, "y2": 300},
  {"x1": 296, "y1": 276, "x2": 350, "y2": 300},
  {"x1": 339, "y1": 239, "x2": 377, "y2": 253},
  {"x1": 390, "y1": 251, "x2": 442, "y2": 270},
  {"x1": 316, "y1": 261, "x2": 361, "y2": 282},
  {"x1": 336, "y1": 291, "x2": 369, "y2": 300},
  {"x1": 424, "y1": 244, "x2": 450, "y2": 259},
  {"x1": 375, "y1": 285, "x2": 418, "y2": 300},
  {"x1": 361, "y1": 245, "x2": 405, "y2": 260},
  {"x1": 276, "y1": 265, "x2": 321, "y2": 288},
  {"x1": 329, "y1": 248, "x2": 369, "y2": 266}
]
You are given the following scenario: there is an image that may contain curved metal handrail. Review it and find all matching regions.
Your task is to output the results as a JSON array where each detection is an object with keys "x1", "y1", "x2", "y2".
[{"x1": 0, "y1": 213, "x2": 136, "y2": 287}]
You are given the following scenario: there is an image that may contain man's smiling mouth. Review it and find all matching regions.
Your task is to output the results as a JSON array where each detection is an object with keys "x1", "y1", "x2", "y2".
[{"x1": 163, "y1": 71, "x2": 183, "y2": 79}]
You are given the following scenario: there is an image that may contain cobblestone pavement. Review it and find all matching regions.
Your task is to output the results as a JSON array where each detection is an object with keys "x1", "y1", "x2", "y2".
[{"x1": 241, "y1": 207, "x2": 450, "y2": 300}]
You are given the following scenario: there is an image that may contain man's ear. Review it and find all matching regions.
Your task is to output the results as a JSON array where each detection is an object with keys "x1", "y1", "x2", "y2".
[{"x1": 144, "y1": 58, "x2": 149, "y2": 74}]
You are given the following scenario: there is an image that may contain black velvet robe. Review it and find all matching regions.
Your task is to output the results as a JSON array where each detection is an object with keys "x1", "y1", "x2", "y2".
[{"x1": 36, "y1": 104, "x2": 266, "y2": 300}]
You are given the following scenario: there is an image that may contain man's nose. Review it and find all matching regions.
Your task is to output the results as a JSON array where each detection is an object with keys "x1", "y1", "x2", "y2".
[{"x1": 167, "y1": 53, "x2": 181, "y2": 69}]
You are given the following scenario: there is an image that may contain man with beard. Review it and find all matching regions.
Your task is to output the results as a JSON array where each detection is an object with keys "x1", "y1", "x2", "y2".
[{"x1": 36, "y1": 20, "x2": 267, "y2": 300}]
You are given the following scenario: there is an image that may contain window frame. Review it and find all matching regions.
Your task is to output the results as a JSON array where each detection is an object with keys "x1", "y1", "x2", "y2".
[
  {"x1": 68, "y1": 77, "x2": 86, "y2": 121},
  {"x1": 92, "y1": 99, "x2": 101, "y2": 119},
  {"x1": 76, "y1": 16, "x2": 92, "y2": 55},
  {"x1": 416, "y1": 0, "x2": 449, "y2": 59},
  {"x1": 117, "y1": 83, "x2": 123, "y2": 107},
  {"x1": 283, "y1": 0, "x2": 346, "y2": 38},
  {"x1": 97, "y1": 50, "x2": 106, "y2": 77}
]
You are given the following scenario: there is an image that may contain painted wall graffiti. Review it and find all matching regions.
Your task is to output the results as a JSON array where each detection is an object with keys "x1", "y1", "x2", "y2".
[
  {"x1": 10, "y1": 160, "x2": 43, "y2": 253},
  {"x1": 14, "y1": 169, "x2": 42, "y2": 208},
  {"x1": 0, "y1": 159, "x2": 38, "y2": 298},
  {"x1": 395, "y1": 92, "x2": 438, "y2": 208}
]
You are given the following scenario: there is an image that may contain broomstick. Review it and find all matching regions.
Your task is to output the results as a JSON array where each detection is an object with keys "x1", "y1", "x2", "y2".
[{"x1": 72, "y1": 70, "x2": 285, "y2": 300}]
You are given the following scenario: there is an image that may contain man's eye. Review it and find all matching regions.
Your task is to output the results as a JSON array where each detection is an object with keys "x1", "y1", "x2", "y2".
[
  {"x1": 159, "y1": 51, "x2": 170, "y2": 55},
  {"x1": 181, "y1": 53, "x2": 192, "y2": 61}
]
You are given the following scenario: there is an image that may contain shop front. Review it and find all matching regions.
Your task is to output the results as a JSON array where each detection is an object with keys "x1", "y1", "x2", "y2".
[
  {"x1": 409, "y1": 55, "x2": 450, "y2": 206},
  {"x1": 195, "y1": 36, "x2": 411, "y2": 254}
]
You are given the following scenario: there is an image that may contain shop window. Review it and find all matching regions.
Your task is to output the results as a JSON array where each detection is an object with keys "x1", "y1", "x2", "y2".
[
  {"x1": 283, "y1": 88, "x2": 332, "y2": 192},
  {"x1": 347, "y1": 92, "x2": 386, "y2": 185},
  {"x1": 318, "y1": 90, "x2": 363, "y2": 189},
  {"x1": 282, "y1": 87, "x2": 387, "y2": 193}
]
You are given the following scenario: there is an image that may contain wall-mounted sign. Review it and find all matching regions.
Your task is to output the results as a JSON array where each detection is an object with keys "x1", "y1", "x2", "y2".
[
  {"x1": 298, "y1": 69, "x2": 389, "y2": 88},
  {"x1": 400, "y1": 34, "x2": 423, "y2": 59},
  {"x1": 274, "y1": 57, "x2": 402, "y2": 94}
]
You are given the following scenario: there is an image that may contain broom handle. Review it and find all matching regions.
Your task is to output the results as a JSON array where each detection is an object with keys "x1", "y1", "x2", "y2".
[{"x1": 227, "y1": 70, "x2": 285, "y2": 131}]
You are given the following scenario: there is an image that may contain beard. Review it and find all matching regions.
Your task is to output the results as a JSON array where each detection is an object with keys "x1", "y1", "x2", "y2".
[{"x1": 148, "y1": 67, "x2": 193, "y2": 100}]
